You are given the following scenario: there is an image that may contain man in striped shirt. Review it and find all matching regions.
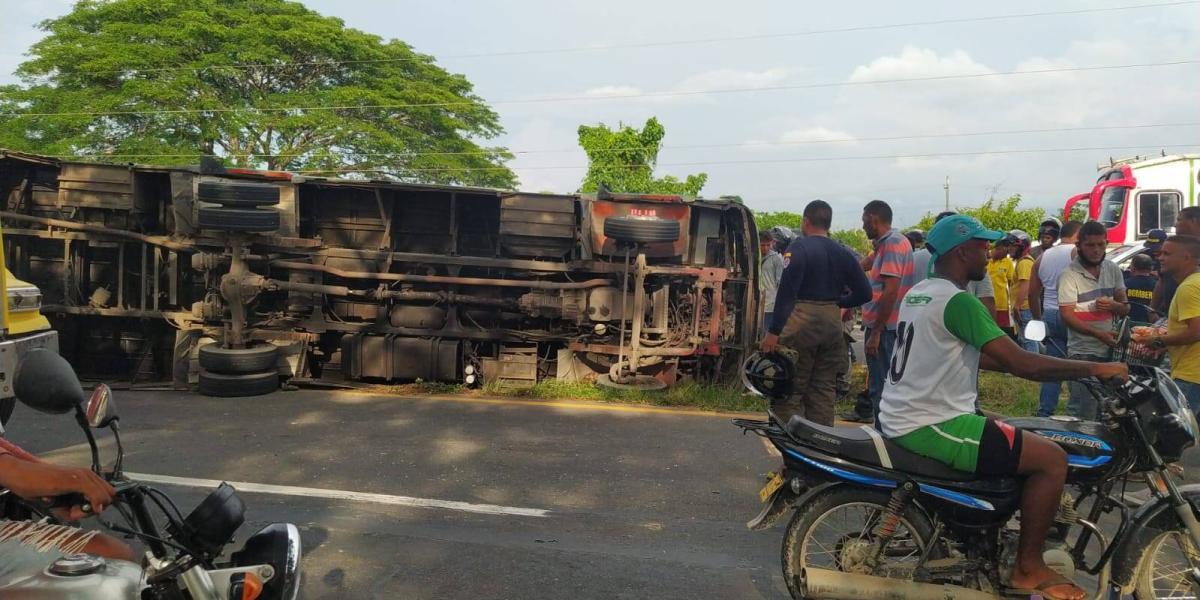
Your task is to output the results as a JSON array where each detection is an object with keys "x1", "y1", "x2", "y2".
[
  {"x1": 845, "y1": 200, "x2": 916, "y2": 424},
  {"x1": 1059, "y1": 220, "x2": 1130, "y2": 420}
]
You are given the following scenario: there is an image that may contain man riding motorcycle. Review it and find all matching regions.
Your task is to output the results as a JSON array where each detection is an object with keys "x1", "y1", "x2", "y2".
[
  {"x1": 0, "y1": 435, "x2": 134, "y2": 584},
  {"x1": 878, "y1": 215, "x2": 1128, "y2": 600}
]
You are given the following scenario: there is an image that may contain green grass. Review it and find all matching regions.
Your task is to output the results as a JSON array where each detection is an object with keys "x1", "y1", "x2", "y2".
[
  {"x1": 481, "y1": 379, "x2": 767, "y2": 412},
  {"x1": 835, "y1": 363, "x2": 1065, "y2": 417},
  {"x1": 378, "y1": 378, "x2": 766, "y2": 412},
  {"x1": 384, "y1": 364, "x2": 1065, "y2": 417}
]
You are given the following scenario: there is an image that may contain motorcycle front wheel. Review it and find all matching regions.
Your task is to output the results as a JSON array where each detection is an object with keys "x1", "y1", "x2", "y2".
[
  {"x1": 1135, "y1": 529, "x2": 1200, "y2": 599},
  {"x1": 781, "y1": 485, "x2": 935, "y2": 599}
]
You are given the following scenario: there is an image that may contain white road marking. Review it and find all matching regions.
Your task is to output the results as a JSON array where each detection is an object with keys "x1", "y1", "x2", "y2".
[{"x1": 126, "y1": 472, "x2": 550, "y2": 518}]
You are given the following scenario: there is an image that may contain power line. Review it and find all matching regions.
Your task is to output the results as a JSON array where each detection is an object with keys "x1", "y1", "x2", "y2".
[
  {"x1": 3, "y1": 59, "x2": 1196, "y2": 119},
  {"x1": 41, "y1": 121, "x2": 1200, "y2": 161},
  {"x1": 36, "y1": 1, "x2": 1199, "y2": 76},
  {"x1": 292, "y1": 143, "x2": 1195, "y2": 174}
]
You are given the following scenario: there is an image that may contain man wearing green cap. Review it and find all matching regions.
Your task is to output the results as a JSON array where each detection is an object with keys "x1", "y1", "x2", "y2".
[{"x1": 880, "y1": 214, "x2": 1126, "y2": 600}]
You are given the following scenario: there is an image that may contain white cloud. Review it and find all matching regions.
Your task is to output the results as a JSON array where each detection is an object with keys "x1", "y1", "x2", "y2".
[{"x1": 848, "y1": 46, "x2": 992, "y2": 82}]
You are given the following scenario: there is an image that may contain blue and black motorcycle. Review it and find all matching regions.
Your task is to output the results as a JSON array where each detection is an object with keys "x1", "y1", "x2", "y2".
[{"x1": 737, "y1": 352, "x2": 1200, "y2": 600}]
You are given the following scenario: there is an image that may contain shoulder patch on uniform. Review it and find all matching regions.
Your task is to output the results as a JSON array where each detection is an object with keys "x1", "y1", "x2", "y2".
[
  {"x1": 906, "y1": 295, "x2": 933, "y2": 305},
  {"x1": 783, "y1": 252, "x2": 791, "y2": 268}
]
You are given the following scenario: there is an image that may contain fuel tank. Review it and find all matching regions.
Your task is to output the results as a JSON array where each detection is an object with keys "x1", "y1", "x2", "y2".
[
  {"x1": 1004, "y1": 416, "x2": 1125, "y2": 483},
  {"x1": 0, "y1": 556, "x2": 143, "y2": 598}
]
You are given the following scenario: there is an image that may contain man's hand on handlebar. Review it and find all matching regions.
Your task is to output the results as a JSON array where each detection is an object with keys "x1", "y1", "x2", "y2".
[
  {"x1": 43, "y1": 464, "x2": 115, "y2": 516},
  {"x1": 1089, "y1": 361, "x2": 1130, "y2": 383}
]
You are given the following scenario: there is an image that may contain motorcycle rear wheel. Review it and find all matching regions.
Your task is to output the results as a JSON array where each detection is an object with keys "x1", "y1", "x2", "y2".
[
  {"x1": 1134, "y1": 529, "x2": 1200, "y2": 599},
  {"x1": 782, "y1": 485, "x2": 936, "y2": 599}
]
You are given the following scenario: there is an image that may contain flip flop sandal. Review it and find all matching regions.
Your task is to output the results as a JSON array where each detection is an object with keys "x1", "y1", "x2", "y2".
[{"x1": 1005, "y1": 572, "x2": 1085, "y2": 600}]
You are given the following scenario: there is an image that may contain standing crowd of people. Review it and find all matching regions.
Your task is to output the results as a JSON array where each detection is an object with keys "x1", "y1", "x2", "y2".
[
  {"x1": 758, "y1": 201, "x2": 1200, "y2": 426},
  {"x1": 754, "y1": 201, "x2": 1200, "y2": 599}
]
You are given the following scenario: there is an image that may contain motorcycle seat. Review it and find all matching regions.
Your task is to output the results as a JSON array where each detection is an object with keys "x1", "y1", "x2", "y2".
[{"x1": 784, "y1": 415, "x2": 976, "y2": 482}]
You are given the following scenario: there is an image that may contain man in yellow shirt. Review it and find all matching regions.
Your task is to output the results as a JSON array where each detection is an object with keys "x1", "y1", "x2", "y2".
[
  {"x1": 988, "y1": 234, "x2": 1017, "y2": 335},
  {"x1": 1143, "y1": 235, "x2": 1200, "y2": 415},
  {"x1": 1010, "y1": 230, "x2": 1038, "y2": 350}
]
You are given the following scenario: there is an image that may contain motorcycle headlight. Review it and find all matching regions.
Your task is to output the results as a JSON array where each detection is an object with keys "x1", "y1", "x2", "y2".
[
  {"x1": 1155, "y1": 369, "x2": 1198, "y2": 440},
  {"x1": 232, "y1": 523, "x2": 302, "y2": 600}
]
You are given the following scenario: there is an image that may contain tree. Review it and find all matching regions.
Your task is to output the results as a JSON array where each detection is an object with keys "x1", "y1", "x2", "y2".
[
  {"x1": 911, "y1": 195, "x2": 1047, "y2": 237},
  {"x1": 752, "y1": 210, "x2": 871, "y2": 256},
  {"x1": 0, "y1": 0, "x2": 515, "y2": 187},
  {"x1": 577, "y1": 117, "x2": 706, "y2": 195}
]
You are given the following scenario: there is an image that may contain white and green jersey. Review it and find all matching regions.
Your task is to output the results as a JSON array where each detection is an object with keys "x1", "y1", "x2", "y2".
[{"x1": 879, "y1": 278, "x2": 1008, "y2": 438}]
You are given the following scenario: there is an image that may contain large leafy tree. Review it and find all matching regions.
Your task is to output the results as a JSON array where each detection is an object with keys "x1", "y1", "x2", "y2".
[
  {"x1": 577, "y1": 117, "x2": 706, "y2": 195},
  {"x1": 0, "y1": 0, "x2": 515, "y2": 187},
  {"x1": 911, "y1": 195, "x2": 1047, "y2": 236}
]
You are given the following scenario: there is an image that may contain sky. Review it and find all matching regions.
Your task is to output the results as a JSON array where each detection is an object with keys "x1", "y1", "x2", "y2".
[{"x1": 2, "y1": 0, "x2": 1198, "y2": 230}]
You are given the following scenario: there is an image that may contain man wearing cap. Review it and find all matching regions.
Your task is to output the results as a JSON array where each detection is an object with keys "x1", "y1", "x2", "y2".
[
  {"x1": 1059, "y1": 221, "x2": 1130, "y2": 421},
  {"x1": 881, "y1": 214, "x2": 1125, "y2": 600},
  {"x1": 912, "y1": 211, "x2": 997, "y2": 316},
  {"x1": 1125, "y1": 253, "x2": 1159, "y2": 323}
]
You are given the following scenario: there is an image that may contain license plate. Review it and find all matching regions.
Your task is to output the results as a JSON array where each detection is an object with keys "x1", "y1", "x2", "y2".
[{"x1": 758, "y1": 472, "x2": 784, "y2": 503}]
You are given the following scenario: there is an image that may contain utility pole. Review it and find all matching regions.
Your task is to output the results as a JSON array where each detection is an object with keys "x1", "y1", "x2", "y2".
[{"x1": 943, "y1": 176, "x2": 950, "y2": 211}]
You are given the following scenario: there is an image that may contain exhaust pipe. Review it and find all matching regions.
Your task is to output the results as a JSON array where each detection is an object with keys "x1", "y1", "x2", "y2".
[{"x1": 803, "y1": 568, "x2": 994, "y2": 600}]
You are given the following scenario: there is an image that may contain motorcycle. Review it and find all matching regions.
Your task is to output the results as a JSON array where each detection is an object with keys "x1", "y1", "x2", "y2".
[
  {"x1": 736, "y1": 362, "x2": 1200, "y2": 599},
  {"x1": 0, "y1": 349, "x2": 302, "y2": 599}
]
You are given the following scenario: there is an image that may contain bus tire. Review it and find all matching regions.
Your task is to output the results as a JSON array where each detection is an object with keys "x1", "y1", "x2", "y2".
[
  {"x1": 199, "y1": 342, "x2": 279, "y2": 374},
  {"x1": 198, "y1": 370, "x2": 279, "y2": 398},
  {"x1": 197, "y1": 181, "x2": 281, "y2": 207}
]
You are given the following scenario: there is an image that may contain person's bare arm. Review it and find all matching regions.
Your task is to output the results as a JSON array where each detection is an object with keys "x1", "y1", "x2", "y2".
[
  {"x1": 980, "y1": 296, "x2": 997, "y2": 322},
  {"x1": 1151, "y1": 277, "x2": 1168, "y2": 314},
  {"x1": 0, "y1": 455, "x2": 115, "y2": 511},
  {"x1": 1158, "y1": 316, "x2": 1200, "y2": 346},
  {"x1": 1013, "y1": 278, "x2": 1031, "y2": 323},
  {"x1": 1028, "y1": 256, "x2": 1045, "y2": 319},
  {"x1": 979, "y1": 335, "x2": 1127, "y2": 381},
  {"x1": 871, "y1": 276, "x2": 900, "y2": 331}
]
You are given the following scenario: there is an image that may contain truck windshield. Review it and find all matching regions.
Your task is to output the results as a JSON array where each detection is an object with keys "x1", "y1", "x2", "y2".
[{"x1": 1097, "y1": 186, "x2": 1129, "y2": 227}]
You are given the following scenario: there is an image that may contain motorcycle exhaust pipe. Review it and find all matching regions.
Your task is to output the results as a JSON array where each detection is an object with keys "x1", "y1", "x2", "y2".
[{"x1": 803, "y1": 567, "x2": 995, "y2": 600}]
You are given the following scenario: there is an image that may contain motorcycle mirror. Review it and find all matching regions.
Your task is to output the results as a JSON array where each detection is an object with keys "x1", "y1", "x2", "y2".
[
  {"x1": 1024, "y1": 320, "x2": 1047, "y2": 343},
  {"x1": 14, "y1": 349, "x2": 86, "y2": 415},
  {"x1": 85, "y1": 384, "x2": 118, "y2": 428}
]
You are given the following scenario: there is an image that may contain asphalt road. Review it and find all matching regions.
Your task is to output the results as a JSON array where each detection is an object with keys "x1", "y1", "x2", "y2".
[{"x1": 6, "y1": 389, "x2": 789, "y2": 600}]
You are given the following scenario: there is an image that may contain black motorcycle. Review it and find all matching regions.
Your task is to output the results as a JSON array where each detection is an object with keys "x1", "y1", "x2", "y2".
[
  {"x1": 736, "y1": 366, "x2": 1200, "y2": 599},
  {"x1": 0, "y1": 349, "x2": 302, "y2": 599}
]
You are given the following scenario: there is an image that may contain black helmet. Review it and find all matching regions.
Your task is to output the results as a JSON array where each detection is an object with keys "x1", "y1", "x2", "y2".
[
  {"x1": 1037, "y1": 217, "x2": 1062, "y2": 240},
  {"x1": 741, "y1": 351, "x2": 794, "y2": 401},
  {"x1": 768, "y1": 225, "x2": 795, "y2": 253}
]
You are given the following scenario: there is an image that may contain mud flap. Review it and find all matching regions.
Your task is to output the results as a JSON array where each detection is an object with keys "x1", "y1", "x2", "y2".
[{"x1": 748, "y1": 487, "x2": 794, "y2": 531}]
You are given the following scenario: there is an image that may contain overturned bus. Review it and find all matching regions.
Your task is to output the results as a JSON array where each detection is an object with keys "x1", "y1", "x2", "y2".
[{"x1": 0, "y1": 149, "x2": 760, "y2": 395}]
